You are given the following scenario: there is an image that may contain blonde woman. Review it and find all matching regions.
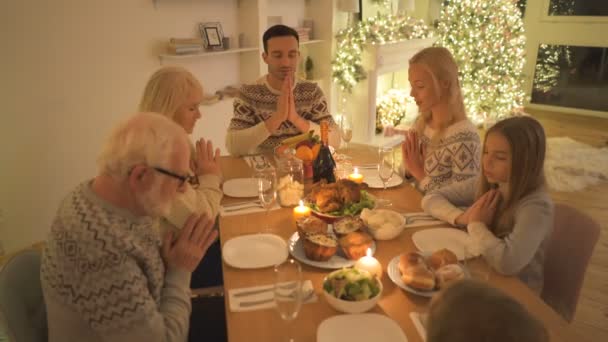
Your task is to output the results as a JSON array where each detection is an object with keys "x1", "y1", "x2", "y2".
[
  {"x1": 139, "y1": 66, "x2": 223, "y2": 288},
  {"x1": 422, "y1": 116, "x2": 554, "y2": 293},
  {"x1": 426, "y1": 280, "x2": 549, "y2": 342},
  {"x1": 401, "y1": 47, "x2": 480, "y2": 192}
]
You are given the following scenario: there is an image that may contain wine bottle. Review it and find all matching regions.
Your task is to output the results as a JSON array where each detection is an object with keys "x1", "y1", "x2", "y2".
[{"x1": 313, "y1": 121, "x2": 336, "y2": 183}]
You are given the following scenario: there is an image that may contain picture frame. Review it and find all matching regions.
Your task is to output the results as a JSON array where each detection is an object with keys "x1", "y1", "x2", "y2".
[{"x1": 199, "y1": 22, "x2": 224, "y2": 50}]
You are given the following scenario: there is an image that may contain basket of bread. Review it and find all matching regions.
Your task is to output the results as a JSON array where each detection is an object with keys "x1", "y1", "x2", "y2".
[
  {"x1": 387, "y1": 248, "x2": 466, "y2": 297},
  {"x1": 295, "y1": 216, "x2": 375, "y2": 264},
  {"x1": 322, "y1": 268, "x2": 382, "y2": 313}
]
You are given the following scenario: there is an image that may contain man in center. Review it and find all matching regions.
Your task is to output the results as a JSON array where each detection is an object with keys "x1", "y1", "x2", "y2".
[{"x1": 226, "y1": 24, "x2": 340, "y2": 156}]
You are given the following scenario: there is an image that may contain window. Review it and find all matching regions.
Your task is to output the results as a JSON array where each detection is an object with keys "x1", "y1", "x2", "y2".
[
  {"x1": 547, "y1": 0, "x2": 608, "y2": 16},
  {"x1": 531, "y1": 44, "x2": 608, "y2": 112}
]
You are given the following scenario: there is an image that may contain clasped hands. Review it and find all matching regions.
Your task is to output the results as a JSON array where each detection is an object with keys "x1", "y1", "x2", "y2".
[
  {"x1": 266, "y1": 75, "x2": 308, "y2": 133},
  {"x1": 455, "y1": 188, "x2": 501, "y2": 227},
  {"x1": 162, "y1": 213, "x2": 218, "y2": 273},
  {"x1": 401, "y1": 130, "x2": 426, "y2": 181}
]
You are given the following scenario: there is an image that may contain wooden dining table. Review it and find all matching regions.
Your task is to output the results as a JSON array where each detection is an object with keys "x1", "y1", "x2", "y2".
[{"x1": 218, "y1": 144, "x2": 584, "y2": 342}]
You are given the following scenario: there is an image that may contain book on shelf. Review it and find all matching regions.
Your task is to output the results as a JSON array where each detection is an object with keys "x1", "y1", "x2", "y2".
[
  {"x1": 169, "y1": 37, "x2": 204, "y2": 45},
  {"x1": 167, "y1": 44, "x2": 203, "y2": 55}
]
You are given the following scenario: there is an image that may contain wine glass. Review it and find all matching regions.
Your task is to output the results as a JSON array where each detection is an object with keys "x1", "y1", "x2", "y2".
[
  {"x1": 339, "y1": 114, "x2": 353, "y2": 151},
  {"x1": 255, "y1": 167, "x2": 277, "y2": 233},
  {"x1": 274, "y1": 259, "x2": 303, "y2": 342},
  {"x1": 377, "y1": 146, "x2": 395, "y2": 207}
]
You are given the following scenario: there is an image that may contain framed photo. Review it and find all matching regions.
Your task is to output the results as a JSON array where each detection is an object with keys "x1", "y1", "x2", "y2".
[{"x1": 199, "y1": 22, "x2": 224, "y2": 50}]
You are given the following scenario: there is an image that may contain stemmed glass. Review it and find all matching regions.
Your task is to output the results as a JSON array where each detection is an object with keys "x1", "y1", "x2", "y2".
[
  {"x1": 274, "y1": 259, "x2": 303, "y2": 342},
  {"x1": 377, "y1": 146, "x2": 395, "y2": 207},
  {"x1": 339, "y1": 114, "x2": 353, "y2": 151},
  {"x1": 255, "y1": 166, "x2": 277, "y2": 233}
]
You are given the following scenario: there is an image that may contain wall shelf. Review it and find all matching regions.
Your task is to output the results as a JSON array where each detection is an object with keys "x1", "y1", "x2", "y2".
[
  {"x1": 300, "y1": 39, "x2": 324, "y2": 46},
  {"x1": 159, "y1": 46, "x2": 259, "y2": 62}
]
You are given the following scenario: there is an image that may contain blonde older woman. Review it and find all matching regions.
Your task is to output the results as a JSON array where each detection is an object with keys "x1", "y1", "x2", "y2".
[{"x1": 139, "y1": 66, "x2": 223, "y2": 289}]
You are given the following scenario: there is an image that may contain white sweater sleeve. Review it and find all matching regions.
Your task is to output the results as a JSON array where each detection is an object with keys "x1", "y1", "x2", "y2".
[
  {"x1": 225, "y1": 122, "x2": 270, "y2": 156},
  {"x1": 467, "y1": 193, "x2": 554, "y2": 275},
  {"x1": 421, "y1": 177, "x2": 478, "y2": 225}
]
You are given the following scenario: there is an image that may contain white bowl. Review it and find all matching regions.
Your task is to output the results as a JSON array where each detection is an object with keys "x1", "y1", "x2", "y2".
[
  {"x1": 362, "y1": 209, "x2": 406, "y2": 240},
  {"x1": 322, "y1": 277, "x2": 383, "y2": 314}
]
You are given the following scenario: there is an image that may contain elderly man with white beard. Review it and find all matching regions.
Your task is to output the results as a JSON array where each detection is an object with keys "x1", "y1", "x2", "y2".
[{"x1": 40, "y1": 113, "x2": 218, "y2": 342}]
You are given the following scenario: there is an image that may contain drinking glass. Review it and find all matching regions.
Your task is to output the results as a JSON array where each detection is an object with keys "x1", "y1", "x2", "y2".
[
  {"x1": 462, "y1": 245, "x2": 490, "y2": 281},
  {"x1": 377, "y1": 146, "x2": 395, "y2": 206},
  {"x1": 255, "y1": 167, "x2": 277, "y2": 233},
  {"x1": 340, "y1": 115, "x2": 353, "y2": 151},
  {"x1": 274, "y1": 259, "x2": 303, "y2": 342}
]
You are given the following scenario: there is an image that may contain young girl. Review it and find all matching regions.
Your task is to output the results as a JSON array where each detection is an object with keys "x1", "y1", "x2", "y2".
[
  {"x1": 397, "y1": 47, "x2": 481, "y2": 192},
  {"x1": 421, "y1": 116, "x2": 554, "y2": 294},
  {"x1": 139, "y1": 66, "x2": 223, "y2": 288}
]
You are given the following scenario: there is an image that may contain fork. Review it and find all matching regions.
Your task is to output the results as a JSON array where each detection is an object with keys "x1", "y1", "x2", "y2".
[
  {"x1": 223, "y1": 203, "x2": 263, "y2": 212},
  {"x1": 238, "y1": 288, "x2": 315, "y2": 307}
]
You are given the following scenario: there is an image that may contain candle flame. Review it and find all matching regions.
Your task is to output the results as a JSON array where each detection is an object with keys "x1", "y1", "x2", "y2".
[
  {"x1": 354, "y1": 167, "x2": 359, "y2": 175},
  {"x1": 298, "y1": 200, "x2": 304, "y2": 207},
  {"x1": 366, "y1": 248, "x2": 372, "y2": 257}
]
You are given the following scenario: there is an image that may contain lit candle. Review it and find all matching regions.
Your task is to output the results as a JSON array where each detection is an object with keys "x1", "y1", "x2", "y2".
[
  {"x1": 348, "y1": 167, "x2": 364, "y2": 184},
  {"x1": 293, "y1": 200, "x2": 311, "y2": 221},
  {"x1": 354, "y1": 248, "x2": 382, "y2": 279}
]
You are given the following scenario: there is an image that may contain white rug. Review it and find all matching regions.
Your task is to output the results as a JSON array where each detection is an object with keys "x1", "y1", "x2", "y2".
[{"x1": 545, "y1": 137, "x2": 608, "y2": 192}]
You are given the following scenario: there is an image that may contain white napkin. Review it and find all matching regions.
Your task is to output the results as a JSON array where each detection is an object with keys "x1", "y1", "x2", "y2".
[
  {"x1": 220, "y1": 202, "x2": 281, "y2": 217},
  {"x1": 410, "y1": 312, "x2": 428, "y2": 341},
  {"x1": 228, "y1": 280, "x2": 317, "y2": 312},
  {"x1": 403, "y1": 212, "x2": 446, "y2": 228}
]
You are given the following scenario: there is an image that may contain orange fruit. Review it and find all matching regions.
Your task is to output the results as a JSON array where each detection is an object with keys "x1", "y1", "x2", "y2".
[
  {"x1": 311, "y1": 143, "x2": 321, "y2": 160},
  {"x1": 295, "y1": 145, "x2": 313, "y2": 161}
]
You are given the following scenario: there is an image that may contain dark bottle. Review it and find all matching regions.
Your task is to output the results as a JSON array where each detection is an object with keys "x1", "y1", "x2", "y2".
[{"x1": 313, "y1": 120, "x2": 336, "y2": 183}]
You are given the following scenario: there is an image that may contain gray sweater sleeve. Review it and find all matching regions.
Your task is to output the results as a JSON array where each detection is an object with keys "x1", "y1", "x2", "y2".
[
  {"x1": 421, "y1": 177, "x2": 478, "y2": 225},
  {"x1": 467, "y1": 192, "x2": 554, "y2": 275}
]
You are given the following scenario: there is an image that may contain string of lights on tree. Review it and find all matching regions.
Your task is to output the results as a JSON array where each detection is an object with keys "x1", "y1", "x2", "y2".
[
  {"x1": 436, "y1": 0, "x2": 527, "y2": 124},
  {"x1": 331, "y1": 12, "x2": 434, "y2": 93},
  {"x1": 375, "y1": 89, "x2": 416, "y2": 133}
]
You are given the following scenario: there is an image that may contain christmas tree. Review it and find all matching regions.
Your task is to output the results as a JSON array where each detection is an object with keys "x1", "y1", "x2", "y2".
[{"x1": 436, "y1": 0, "x2": 527, "y2": 124}]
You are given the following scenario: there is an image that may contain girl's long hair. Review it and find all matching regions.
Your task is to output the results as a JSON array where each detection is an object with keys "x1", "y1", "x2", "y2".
[{"x1": 477, "y1": 116, "x2": 547, "y2": 237}]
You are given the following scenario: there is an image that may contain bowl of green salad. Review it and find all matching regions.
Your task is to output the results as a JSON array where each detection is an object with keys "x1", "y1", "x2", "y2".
[{"x1": 322, "y1": 267, "x2": 382, "y2": 313}]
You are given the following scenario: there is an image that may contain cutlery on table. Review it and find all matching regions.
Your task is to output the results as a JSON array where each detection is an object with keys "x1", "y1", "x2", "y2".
[
  {"x1": 238, "y1": 288, "x2": 315, "y2": 308},
  {"x1": 223, "y1": 203, "x2": 262, "y2": 212},
  {"x1": 223, "y1": 200, "x2": 261, "y2": 208},
  {"x1": 233, "y1": 282, "x2": 297, "y2": 298}
]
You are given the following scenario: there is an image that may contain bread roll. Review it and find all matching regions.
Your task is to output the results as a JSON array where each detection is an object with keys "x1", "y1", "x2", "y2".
[
  {"x1": 398, "y1": 252, "x2": 426, "y2": 274},
  {"x1": 400, "y1": 264, "x2": 436, "y2": 291},
  {"x1": 427, "y1": 248, "x2": 458, "y2": 270},
  {"x1": 435, "y1": 264, "x2": 465, "y2": 288}
]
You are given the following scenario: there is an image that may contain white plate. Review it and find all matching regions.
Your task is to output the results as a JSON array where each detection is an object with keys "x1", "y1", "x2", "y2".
[
  {"x1": 287, "y1": 231, "x2": 377, "y2": 269},
  {"x1": 223, "y1": 178, "x2": 258, "y2": 198},
  {"x1": 387, "y1": 255, "x2": 438, "y2": 298},
  {"x1": 317, "y1": 313, "x2": 408, "y2": 342},
  {"x1": 223, "y1": 234, "x2": 288, "y2": 269},
  {"x1": 358, "y1": 168, "x2": 403, "y2": 188},
  {"x1": 412, "y1": 228, "x2": 470, "y2": 260}
]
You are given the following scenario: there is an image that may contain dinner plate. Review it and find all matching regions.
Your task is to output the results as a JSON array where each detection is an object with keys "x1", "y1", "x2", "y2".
[
  {"x1": 287, "y1": 231, "x2": 377, "y2": 269},
  {"x1": 317, "y1": 313, "x2": 408, "y2": 342},
  {"x1": 357, "y1": 168, "x2": 403, "y2": 188},
  {"x1": 223, "y1": 234, "x2": 288, "y2": 269},
  {"x1": 223, "y1": 178, "x2": 258, "y2": 198},
  {"x1": 412, "y1": 228, "x2": 470, "y2": 260},
  {"x1": 387, "y1": 255, "x2": 438, "y2": 298}
]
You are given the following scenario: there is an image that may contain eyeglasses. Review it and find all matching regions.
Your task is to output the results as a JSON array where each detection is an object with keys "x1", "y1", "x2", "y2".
[{"x1": 153, "y1": 167, "x2": 199, "y2": 188}]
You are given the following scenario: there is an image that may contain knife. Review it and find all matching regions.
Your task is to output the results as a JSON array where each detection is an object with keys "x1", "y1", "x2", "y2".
[{"x1": 233, "y1": 282, "x2": 297, "y2": 298}]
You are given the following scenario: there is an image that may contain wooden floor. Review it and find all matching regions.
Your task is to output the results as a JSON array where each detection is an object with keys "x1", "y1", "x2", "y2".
[{"x1": 527, "y1": 108, "x2": 608, "y2": 342}]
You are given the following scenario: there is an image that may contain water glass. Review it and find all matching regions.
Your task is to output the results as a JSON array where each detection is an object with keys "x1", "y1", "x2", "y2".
[
  {"x1": 463, "y1": 245, "x2": 490, "y2": 281},
  {"x1": 255, "y1": 167, "x2": 277, "y2": 232},
  {"x1": 340, "y1": 115, "x2": 353, "y2": 150},
  {"x1": 274, "y1": 259, "x2": 303, "y2": 341},
  {"x1": 376, "y1": 146, "x2": 395, "y2": 207}
]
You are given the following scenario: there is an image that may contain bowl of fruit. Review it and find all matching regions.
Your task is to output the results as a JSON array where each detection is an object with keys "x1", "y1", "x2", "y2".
[{"x1": 274, "y1": 131, "x2": 322, "y2": 164}]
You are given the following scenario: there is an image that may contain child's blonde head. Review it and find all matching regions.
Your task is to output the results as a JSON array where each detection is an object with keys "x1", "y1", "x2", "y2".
[
  {"x1": 139, "y1": 66, "x2": 203, "y2": 121},
  {"x1": 427, "y1": 280, "x2": 549, "y2": 342}
]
